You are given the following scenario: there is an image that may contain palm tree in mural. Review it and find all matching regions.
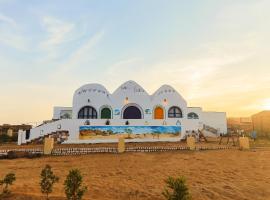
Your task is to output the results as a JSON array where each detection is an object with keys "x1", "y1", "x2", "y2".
[
  {"x1": 107, "y1": 130, "x2": 113, "y2": 136},
  {"x1": 124, "y1": 128, "x2": 133, "y2": 139},
  {"x1": 152, "y1": 130, "x2": 161, "y2": 139}
]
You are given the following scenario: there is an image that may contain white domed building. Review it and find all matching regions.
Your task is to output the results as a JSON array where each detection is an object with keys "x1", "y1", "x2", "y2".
[{"x1": 18, "y1": 81, "x2": 227, "y2": 144}]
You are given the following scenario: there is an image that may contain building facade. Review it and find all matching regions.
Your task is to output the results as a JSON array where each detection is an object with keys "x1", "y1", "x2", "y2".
[
  {"x1": 0, "y1": 124, "x2": 32, "y2": 137},
  {"x1": 18, "y1": 81, "x2": 227, "y2": 144},
  {"x1": 227, "y1": 117, "x2": 253, "y2": 133},
  {"x1": 252, "y1": 111, "x2": 270, "y2": 137}
]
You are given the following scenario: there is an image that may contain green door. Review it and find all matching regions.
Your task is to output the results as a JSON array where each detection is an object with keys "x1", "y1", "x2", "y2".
[{"x1": 101, "y1": 108, "x2": 111, "y2": 119}]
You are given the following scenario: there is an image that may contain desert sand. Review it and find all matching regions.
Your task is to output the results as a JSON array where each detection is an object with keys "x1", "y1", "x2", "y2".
[{"x1": 0, "y1": 148, "x2": 270, "y2": 200}]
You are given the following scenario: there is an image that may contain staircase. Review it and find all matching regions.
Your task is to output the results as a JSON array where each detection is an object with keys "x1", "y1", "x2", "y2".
[{"x1": 201, "y1": 124, "x2": 219, "y2": 138}]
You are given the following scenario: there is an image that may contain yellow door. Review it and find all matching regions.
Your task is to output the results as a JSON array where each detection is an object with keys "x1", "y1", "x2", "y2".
[{"x1": 154, "y1": 107, "x2": 164, "y2": 119}]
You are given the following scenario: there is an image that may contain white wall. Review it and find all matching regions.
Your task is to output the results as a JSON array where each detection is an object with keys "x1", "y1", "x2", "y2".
[
  {"x1": 72, "y1": 81, "x2": 188, "y2": 122},
  {"x1": 25, "y1": 118, "x2": 185, "y2": 143},
  {"x1": 202, "y1": 112, "x2": 227, "y2": 134},
  {"x1": 53, "y1": 107, "x2": 72, "y2": 119},
  {"x1": 151, "y1": 84, "x2": 188, "y2": 120},
  {"x1": 185, "y1": 107, "x2": 203, "y2": 132},
  {"x1": 72, "y1": 84, "x2": 112, "y2": 119}
]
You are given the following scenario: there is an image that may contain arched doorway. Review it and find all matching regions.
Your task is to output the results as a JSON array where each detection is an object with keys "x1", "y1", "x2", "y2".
[
  {"x1": 154, "y1": 106, "x2": 164, "y2": 119},
  {"x1": 101, "y1": 107, "x2": 112, "y2": 119},
  {"x1": 123, "y1": 105, "x2": 142, "y2": 119}
]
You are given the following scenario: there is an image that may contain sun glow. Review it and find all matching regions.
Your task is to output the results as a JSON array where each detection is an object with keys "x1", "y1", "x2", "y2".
[{"x1": 262, "y1": 99, "x2": 270, "y2": 110}]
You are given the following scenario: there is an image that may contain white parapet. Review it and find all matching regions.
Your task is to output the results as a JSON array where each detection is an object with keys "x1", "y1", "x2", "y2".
[{"x1": 17, "y1": 129, "x2": 26, "y2": 145}]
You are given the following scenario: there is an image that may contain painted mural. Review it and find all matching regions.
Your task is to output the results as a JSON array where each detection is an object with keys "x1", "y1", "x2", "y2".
[{"x1": 79, "y1": 126, "x2": 181, "y2": 140}]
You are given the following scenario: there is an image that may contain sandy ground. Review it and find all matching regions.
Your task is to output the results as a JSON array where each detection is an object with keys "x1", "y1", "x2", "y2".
[{"x1": 0, "y1": 148, "x2": 270, "y2": 200}]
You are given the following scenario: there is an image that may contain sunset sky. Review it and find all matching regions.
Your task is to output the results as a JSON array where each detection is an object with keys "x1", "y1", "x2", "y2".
[{"x1": 0, "y1": 0, "x2": 270, "y2": 124}]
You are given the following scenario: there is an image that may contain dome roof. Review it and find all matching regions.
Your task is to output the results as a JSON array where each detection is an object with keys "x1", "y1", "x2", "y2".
[
  {"x1": 152, "y1": 84, "x2": 178, "y2": 97},
  {"x1": 112, "y1": 80, "x2": 149, "y2": 96},
  {"x1": 151, "y1": 84, "x2": 186, "y2": 104},
  {"x1": 73, "y1": 83, "x2": 111, "y2": 99}
]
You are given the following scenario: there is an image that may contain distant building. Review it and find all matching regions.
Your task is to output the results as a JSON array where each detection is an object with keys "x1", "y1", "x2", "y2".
[
  {"x1": 0, "y1": 124, "x2": 32, "y2": 137},
  {"x1": 252, "y1": 111, "x2": 270, "y2": 137},
  {"x1": 227, "y1": 117, "x2": 253, "y2": 133}
]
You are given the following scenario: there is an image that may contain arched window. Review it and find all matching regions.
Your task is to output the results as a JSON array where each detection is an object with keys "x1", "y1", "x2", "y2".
[
  {"x1": 168, "y1": 106, "x2": 182, "y2": 118},
  {"x1": 101, "y1": 107, "x2": 112, "y2": 119},
  {"x1": 123, "y1": 105, "x2": 142, "y2": 119},
  {"x1": 78, "y1": 106, "x2": 97, "y2": 119},
  {"x1": 188, "y1": 112, "x2": 199, "y2": 119},
  {"x1": 154, "y1": 106, "x2": 164, "y2": 119}
]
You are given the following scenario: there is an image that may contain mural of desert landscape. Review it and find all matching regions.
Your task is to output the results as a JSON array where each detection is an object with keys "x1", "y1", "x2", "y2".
[
  {"x1": 79, "y1": 126, "x2": 181, "y2": 140},
  {"x1": 0, "y1": 1, "x2": 270, "y2": 200}
]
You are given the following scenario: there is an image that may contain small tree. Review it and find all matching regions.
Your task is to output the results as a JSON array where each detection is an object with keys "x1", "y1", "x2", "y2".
[
  {"x1": 64, "y1": 169, "x2": 87, "y2": 200},
  {"x1": 0, "y1": 173, "x2": 16, "y2": 195},
  {"x1": 40, "y1": 165, "x2": 59, "y2": 200},
  {"x1": 162, "y1": 176, "x2": 191, "y2": 200}
]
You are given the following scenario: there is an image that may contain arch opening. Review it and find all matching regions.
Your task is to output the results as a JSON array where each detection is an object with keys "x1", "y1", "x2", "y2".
[
  {"x1": 123, "y1": 105, "x2": 142, "y2": 119},
  {"x1": 154, "y1": 106, "x2": 164, "y2": 119},
  {"x1": 78, "y1": 106, "x2": 98, "y2": 119},
  {"x1": 188, "y1": 112, "x2": 199, "y2": 119},
  {"x1": 101, "y1": 107, "x2": 112, "y2": 119},
  {"x1": 168, "y1": 106, "x2": 182, "y2": 118}
]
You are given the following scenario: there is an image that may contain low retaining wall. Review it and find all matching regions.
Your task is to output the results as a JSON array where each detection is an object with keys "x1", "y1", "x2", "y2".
[
  {"x1": 52, "y1": 147, "x2": 118, "y2": 155},
  {"x1": 126, "y1": 146, "x2": 189, "y2": 152},
  {"x1": 0, "y1": 148, "x2": 43, "y2": 156},
  {"x1": 51, "y1": 145, "x2": 237, "y2": 156},
  {"x1": 0, "y1": 146, "x2": 239, "y2": 157}
]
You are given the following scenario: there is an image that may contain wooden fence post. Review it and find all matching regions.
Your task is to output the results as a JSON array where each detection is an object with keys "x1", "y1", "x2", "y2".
[
  {"x1": 44, "y1": 137, "x2": 54, "y2": 155},
  {"x1": 187, "y1": 136, "x2": 195, "y2": 150},
  {"x1": 239, "y1": 136, "x2": 250, "y2": 150},
  {"x1": 118, "y1": 137, "x2": 125, "y2": 153}
]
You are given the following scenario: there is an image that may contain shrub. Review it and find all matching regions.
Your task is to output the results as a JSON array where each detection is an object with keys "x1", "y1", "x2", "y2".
[
  {"x1": 64, "y1": 169, "x2": 87, "y2": 200},
  {"x1": 162, "y1": 176, "x2": 191, "y2": 200},
  {"x1": 40, "y1": 165, "x2": 59, "y2": 200},
  {"x1": 27, "y1": 153, "x2": 42, "y2": 159},
  {"x1": 0, "y1": 134, "x2": 11, "y2": 143},
  {"x1": 0, "y1": 173, "x2": 16, "y2": 195},
  {"x1": 7, "y1": 151, "x2": 27, "y2": 159}
]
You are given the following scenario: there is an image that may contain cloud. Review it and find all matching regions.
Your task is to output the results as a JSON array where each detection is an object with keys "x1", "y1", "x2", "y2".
[
  {"x1": 47, "y1": 30, "x2": 105, "y2": 82},
  {"x1": 0, "y1": 13, "x2": 27, "y2": 50},
  {"x1": 104, "y1": 47, "x2": 251, "y2": 96},
  {"x1": 68, "y1": 30, "x2": 104, "y2": 64},
  {"x1": 106, "y1": 57, "x2": 144, "y2": 77},
  {"x1": 40, "y1": 16, "x2": 76, "y2": 49},
  {"x1": 0, "y1": 13, "x2": 17, "y2": 27}
]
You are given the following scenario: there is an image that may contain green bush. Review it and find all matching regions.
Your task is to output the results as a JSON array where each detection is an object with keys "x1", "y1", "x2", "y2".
[
  {"x1": 64, "y1": 169, "x2": 87, "y2": 200},
  {"x1": 162, "y1": 176, "x2": 191, "y2": 200},
  {"x1": 0, "y1": 173, "x2": 16, "y2": 195},
  {"x1": 40, "y1": 165, "x2": 59, "y2": 200}
]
